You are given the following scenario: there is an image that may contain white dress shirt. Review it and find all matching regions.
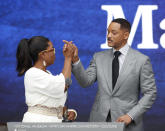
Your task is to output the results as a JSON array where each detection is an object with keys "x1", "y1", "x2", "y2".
[{"x1": 113, "y1": 44, "x2": 130, "y2": 74}]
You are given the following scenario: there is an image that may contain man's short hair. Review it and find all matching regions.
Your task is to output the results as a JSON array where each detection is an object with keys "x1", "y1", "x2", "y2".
[{"x1": 112, "y1": 18, "x2": 131, "y2": 33}]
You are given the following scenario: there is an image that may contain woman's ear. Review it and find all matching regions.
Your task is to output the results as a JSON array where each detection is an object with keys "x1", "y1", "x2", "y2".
[{"x1": 38, "y1": 51, "x2": 45, "y2": 60}]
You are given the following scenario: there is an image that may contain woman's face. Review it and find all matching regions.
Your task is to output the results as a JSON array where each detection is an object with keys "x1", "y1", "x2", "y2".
[{"x1": 44, "y1": 41, "x2": 56, "y2": 66}]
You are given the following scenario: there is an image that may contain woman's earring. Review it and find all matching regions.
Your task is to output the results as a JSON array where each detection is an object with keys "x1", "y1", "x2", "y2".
[
  {"x1": 43, "y1": 60, "x2": 47, "y2": 67},
  {"x1": 54, "y1": 48, "x2": 55, "y2": 54}
]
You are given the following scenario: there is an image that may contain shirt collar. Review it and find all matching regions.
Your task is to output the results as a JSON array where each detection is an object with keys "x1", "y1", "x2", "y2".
[{"x1": 113, "y1": 43, "x2": 129, "y2": 56}]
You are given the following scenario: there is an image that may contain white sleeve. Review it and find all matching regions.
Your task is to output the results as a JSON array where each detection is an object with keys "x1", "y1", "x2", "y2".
[
  {"x1": 25, "y1": 71, "x2": 66, "y2": 98},
  {"x1": 45, "y1": 73, "x2": 66, "y2": 98}
]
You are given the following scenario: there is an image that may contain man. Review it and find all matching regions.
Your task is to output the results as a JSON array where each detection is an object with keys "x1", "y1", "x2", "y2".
[{"x1": 70, "y1": 18, "x2": 156, "y2": 131}]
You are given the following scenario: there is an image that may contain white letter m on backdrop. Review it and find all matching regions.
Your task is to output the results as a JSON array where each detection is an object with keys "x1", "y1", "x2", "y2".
[{"x1": 101, "y1": 5, "x2": 158, "y2": 49}]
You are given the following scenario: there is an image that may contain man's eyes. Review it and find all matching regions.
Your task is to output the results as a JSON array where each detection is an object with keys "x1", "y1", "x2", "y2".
[{"x1": 107, "y1": 31, "x2": 117, "y2": 34}]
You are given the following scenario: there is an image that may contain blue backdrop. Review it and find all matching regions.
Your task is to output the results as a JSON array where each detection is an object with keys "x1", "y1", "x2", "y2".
[{"x1": 0, "y1": 0, "x2": 165, "y2": 130}]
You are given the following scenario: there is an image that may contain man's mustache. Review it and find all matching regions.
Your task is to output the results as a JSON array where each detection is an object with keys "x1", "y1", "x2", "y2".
[{"x1": 107, "y1": 37, "x2": 112, "y2": 41}]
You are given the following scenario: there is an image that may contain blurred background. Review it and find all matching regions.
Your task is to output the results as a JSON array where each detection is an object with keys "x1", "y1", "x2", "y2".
[{"x1": 0, "y1": 0, "x2": 165, "y2": 130}]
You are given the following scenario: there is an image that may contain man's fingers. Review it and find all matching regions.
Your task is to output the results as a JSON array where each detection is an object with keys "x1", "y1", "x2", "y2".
[
  {"x1": 116, "y1": 117, "x2": 124, "y2": 122},
  {"x1": 69, "y1": 41, "x2": 73, "y2": 44},
  {"x1": 72, "y1": 44, "x2": 78, "y2": 56},
  {"x1": 63, "y1": 40, "x2": 73, "y2": 45},
  {"x1": 63, "y1": 44, "x2": 67, "y2": 48},
  {"x1": 63, "y1": 40, "x2": 74, "y2": 49},
  {"x1": 63, "y1": 44, "x2": 67, "y2": 51},
  {"x1": 116, "y1": 118, "x2": 120, "y2": 122},
  {"x1": 63, "y1": 40, "x2": 76, "y2": 57},
  {"x1": 62, "y1": 40, "x2": 69, "y2": 44},
  {"x1": 74, "y1": 49, "x2": 78, "y2": 57},
  {"x1": 120, "y1": 119, "x2": 124, "y2": 122}
]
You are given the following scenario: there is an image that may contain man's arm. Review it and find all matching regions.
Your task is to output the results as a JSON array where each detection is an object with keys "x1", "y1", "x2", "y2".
[
  {"x1": 127, "y1": 57, "x2": 157, "y2": 123},
  {"x1": 72, "y1": 57, "x2": 97, "y2": 87},
  {"x1": 72, "y1": 44, "x2": 97, "y2": 88}
]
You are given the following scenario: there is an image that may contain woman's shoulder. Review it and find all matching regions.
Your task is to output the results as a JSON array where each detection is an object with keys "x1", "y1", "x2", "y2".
[{"x1": 25, "y1": 67, "x2": 51, "y2": 78}]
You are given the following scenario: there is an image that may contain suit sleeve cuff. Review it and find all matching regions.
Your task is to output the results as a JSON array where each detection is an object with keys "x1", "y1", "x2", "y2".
[
  {"x1": 127, "y1": 113, "x2": 133, "y2": 120},
  {"x1": 72, "y1": 59, "x2": 80, "y2": 66}
]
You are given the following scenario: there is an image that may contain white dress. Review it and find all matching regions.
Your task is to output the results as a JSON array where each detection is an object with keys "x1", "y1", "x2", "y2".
[{"x1": 22, "y1": 67, "x2": 67, "y2": 122}]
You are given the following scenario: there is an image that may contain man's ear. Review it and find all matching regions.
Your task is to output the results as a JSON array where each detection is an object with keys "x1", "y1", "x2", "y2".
[{"x1": 124, "y1": 31, "x2": 130, "y2": 40}]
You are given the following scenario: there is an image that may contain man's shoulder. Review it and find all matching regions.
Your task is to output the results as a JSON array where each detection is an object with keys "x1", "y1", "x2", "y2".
[
  {"x1": 129, "y1": 47, "x2": 149, "y2": 60},
  {"x1": 93, "y1": 49, "x2": 112, "y2": 57}
]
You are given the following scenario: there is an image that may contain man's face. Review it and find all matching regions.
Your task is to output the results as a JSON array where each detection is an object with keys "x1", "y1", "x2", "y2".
[{"x1": 107, "y1": 22, "x2": 128, "y2": 50}]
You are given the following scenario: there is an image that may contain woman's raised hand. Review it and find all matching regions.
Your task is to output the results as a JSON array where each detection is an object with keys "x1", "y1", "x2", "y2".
[{"x1": 62, "y1": 40, "x2": 74, "y2": 58}]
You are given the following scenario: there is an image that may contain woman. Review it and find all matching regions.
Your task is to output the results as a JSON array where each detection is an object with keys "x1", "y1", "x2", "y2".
[{"x1": 16, "y1": 36, "x2": 76, "y2": 122}]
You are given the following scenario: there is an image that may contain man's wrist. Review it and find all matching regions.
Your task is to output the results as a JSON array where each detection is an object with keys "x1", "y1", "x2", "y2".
[
  {"x1": 127, "y1": 114, "x2": 133, "y2": 121},
  {"x1": 72, "y1": 59, "x2": 80, "y2": 66},
  {"x1": 72, "y1": 56, "x2": 79, "y2": 64}
]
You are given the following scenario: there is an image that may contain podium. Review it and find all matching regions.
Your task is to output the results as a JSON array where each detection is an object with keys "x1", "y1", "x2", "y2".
[{"x1": 7, "y1": 122, "x2": 125, "y2": 131}]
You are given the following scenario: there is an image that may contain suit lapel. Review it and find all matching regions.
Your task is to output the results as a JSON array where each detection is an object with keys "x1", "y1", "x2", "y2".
[
  {"x1": 103, "y1": 49, "x2": 113, "y2": 93},
  {"x1": 112, "y1": 48, "x2": 136, "y2": 94}
]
